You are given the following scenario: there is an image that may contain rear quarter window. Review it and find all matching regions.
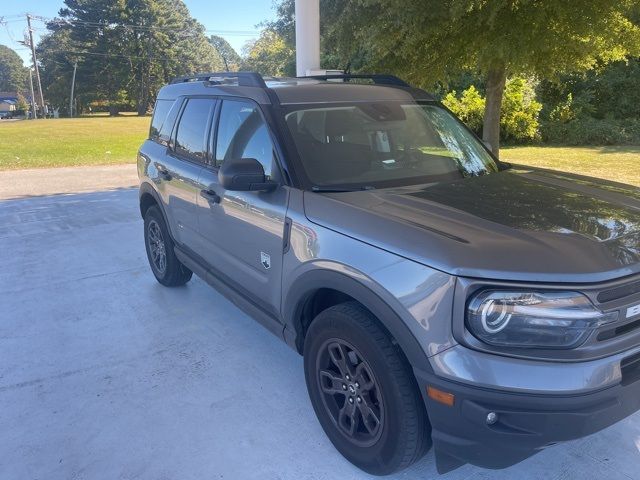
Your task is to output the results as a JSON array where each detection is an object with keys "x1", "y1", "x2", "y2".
[{"x1": 149, "y1": 99, "x2": 176, "y2": 144}]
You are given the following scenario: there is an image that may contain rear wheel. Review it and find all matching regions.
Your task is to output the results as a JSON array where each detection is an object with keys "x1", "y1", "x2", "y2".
[
  {"x1": 303, "y1": 302, "x2": 431, "y2": 475},
  {"x1": 143, "y1": 205, "x2": 192, "y2": 287}
]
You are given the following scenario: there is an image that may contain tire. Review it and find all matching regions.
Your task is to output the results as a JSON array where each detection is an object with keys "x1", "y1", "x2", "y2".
[
  {"x1": 143, "y1": 205, "x2": 192, "y2": 287},
  {"x1": 303, "y1": 301, "x2": 431, "y2": 475}
]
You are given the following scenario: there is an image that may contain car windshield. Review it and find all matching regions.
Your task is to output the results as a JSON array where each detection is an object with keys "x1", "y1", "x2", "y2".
[{"x1": 284, "y1": 102, "x2": 500, "y2": 190}]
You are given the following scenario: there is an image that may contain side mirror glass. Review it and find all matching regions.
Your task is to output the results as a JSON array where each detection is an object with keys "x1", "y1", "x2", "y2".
[{"x1": 218, "y1": 158, "x2": 276, "y2": 192}]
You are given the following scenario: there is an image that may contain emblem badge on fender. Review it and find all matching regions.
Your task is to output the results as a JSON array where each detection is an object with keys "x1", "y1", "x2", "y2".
[{"x1": 260, "y1": 252, "x2": 271, "y2": 270}]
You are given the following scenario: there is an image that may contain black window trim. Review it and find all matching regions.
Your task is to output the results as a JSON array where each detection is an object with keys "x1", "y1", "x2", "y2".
[{"x1": 208, "y1": 98, "x2": 223, "y2": 169}]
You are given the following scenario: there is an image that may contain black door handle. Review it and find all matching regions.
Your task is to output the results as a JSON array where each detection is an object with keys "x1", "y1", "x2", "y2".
[
  {"x1": 156, "y1": 165, "x2": 171, "y2": 180},
  {"x1": 200, "y1": 189, "x2": 221, "y2": 205}
]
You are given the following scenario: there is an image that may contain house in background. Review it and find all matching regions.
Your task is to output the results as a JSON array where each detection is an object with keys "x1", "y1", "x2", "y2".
[
  {"x1": 0, "y1": 94, "x2": 17, "y2": 115},
  {"x1": 0, "y1": 92, "x2": 36, "y2": 118}
]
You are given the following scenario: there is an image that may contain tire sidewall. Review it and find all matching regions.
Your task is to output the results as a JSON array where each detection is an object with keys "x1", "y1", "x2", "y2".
[{"x1": 144, "y1": 206, "x2": 171, "y2": 282}]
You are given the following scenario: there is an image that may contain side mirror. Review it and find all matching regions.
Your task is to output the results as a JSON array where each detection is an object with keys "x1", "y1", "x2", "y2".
[{"x1": 218, "y1": 158, "x2": 277, "y2": 192}]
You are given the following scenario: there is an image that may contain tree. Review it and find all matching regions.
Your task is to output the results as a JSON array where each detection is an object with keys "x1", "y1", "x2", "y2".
[
  {"x1": 538, "y1": 58, "x2": 640, "y2": 122},
  {"x1": 15, "y1": 93, "x2": 29, "y2": 113},
  {"x1": 443, "y1": 78, "x2": 542, "y2": 143},
  {"x1": 0, "y1": 45, "x2": 28, "y2": 92},
  {"x1": 37, "y1": 29, "x2": 81, "y2": 115},
  {"x1": 209, "y1": 35, "x2": 241, "y2": 71},
  {"x1": 39, "y1": 0, "x2": 224, "y2": 115},
  {"x1": 273, "y1": 0, "x2": 640, "y2": 158},
  {"x1": 241, "y1": 30, "x2": 293, "y2": 76},
  {"x1": 536, "y1": 57, "x2": 640, "y2": 145}
]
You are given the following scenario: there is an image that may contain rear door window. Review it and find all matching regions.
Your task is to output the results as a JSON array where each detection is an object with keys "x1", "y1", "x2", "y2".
[{"x1": 174, "y1": 98, "x2": 216, "y2": 164}]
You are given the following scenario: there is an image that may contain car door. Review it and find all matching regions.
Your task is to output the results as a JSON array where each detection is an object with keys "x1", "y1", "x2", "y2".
[
  {"x1": 157, "y1": 97, "x2": 216, "y2": 246},
  {"x1": 194, "y1": 98, "x2": 289, "y2": 318}
]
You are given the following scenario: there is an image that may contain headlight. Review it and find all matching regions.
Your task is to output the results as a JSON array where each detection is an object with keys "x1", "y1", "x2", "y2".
[{"x1": 466, "y1": 290, "x2": 618, "y2": 349}]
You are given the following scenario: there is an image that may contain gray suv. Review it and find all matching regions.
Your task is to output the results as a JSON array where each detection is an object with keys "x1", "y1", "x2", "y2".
[{"x1": 137, "y1": 72, "x2": 640, "y2": 475}]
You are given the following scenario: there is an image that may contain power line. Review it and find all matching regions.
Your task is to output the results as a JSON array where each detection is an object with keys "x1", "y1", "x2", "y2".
[
  {"x1": 31, "y1": 15, "x2": 260, "y2": 35},
  {"x1": 1, "y1": 14, "x2": 28, "y2": 19},
  {"x1": 18, "y1": 48, "x2": 211, "y2": 62}
]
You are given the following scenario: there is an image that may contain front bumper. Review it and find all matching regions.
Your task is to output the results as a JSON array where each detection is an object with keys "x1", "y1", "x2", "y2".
[{"x1": 414, "y1": 352, "x2": 640, "y2": 473}]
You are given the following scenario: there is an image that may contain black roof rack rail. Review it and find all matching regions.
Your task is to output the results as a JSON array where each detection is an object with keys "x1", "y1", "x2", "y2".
[
  {"x1": 300, "y1": 74, "x2": 410, "y2": 87},
  {"x1": 170, "y1": 71, "x2": 267, "y2": 88}
]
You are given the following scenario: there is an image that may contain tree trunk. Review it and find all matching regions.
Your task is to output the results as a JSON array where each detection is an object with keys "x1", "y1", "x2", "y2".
[{"x1": 482, "y1": 64, "x2": 507, "y2": 159}]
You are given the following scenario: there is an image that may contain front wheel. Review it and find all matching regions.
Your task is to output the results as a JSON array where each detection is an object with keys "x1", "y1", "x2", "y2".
[
  {"x1": 303, "y1": 302, "x2": 431, "y2": 475},
  {"x1": 143, "y1": 205, "x2": 192, "y2": 287}
]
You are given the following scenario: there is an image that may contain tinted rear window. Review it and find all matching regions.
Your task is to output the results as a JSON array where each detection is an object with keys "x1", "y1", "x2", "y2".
[
  {"x1": 149, "y1": 99, "x2": 174, "y2": 141},
  {"x1": 174, "y1": 98, "x2": 216, "y2": 162}
]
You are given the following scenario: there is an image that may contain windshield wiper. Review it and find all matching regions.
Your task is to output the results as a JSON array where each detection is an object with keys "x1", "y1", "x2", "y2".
[{"x1": 311, "y1": 185, "x2": 376, "y2": 193}]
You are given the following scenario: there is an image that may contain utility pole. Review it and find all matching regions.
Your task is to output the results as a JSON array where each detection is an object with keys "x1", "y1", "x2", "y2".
[
  {"x1": 28, "y1": 69, "x2": 37, "y2": 120},
  {"x1": 26, "y1": 14, "x2": 46, "y2": 119},
  {"x1": 69, "y1": 61, "x2": 78, "y2": 118}
]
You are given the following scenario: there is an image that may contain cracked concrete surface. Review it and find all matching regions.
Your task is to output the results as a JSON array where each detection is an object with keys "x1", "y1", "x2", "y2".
[{"x1": 1, "y1": 166, "x2": 639, "y2": 479}]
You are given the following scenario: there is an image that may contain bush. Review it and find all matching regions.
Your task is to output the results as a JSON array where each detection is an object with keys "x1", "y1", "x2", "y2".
[
  {"x1": 443, "y1": 77, "x2": 542, "y2": 143},
  {"x1": 442, "y1": 85, "x2": 485, "y2": 133},
  {"x1": 541, "y1": 117, "x2": 640, "y2": 145},
  {"x1": 500, "y1": 77, "x2": 542, "y2": 142}
]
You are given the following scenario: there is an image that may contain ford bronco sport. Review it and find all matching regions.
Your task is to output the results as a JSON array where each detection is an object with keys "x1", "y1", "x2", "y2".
[{"x1": 137, "y1": 72, "x2": 640, "y2": 475}]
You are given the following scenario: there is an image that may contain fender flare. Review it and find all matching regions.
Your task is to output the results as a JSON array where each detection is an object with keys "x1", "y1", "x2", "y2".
[
  {"x1": 139, "y1": 182, "x2": 169, "y2": 222},
  {"x1": 139, "y1": 182, "x2": 180, "y2": 243},
  {"x1": 283, "y1": 269, "x2": 432, "y2": 373}
]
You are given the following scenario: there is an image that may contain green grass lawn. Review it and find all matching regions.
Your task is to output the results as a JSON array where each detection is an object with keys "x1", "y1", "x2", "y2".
[
  {"x1": 1, "y1": 117, "x2": 639, "y2": 188},
  {"x1": 502, "y1": 145, "x2": 640, "y2": 187},
  {"x1": 0, "y1": 116, "x2": 149, "y2": 170}
]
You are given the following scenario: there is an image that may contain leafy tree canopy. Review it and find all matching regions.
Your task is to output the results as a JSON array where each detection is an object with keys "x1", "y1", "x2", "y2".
[
  {"x1": 241, "y1": 29, "x2": 294, "y2": 76},
  {"x1": 0, "y1": 45, "x2": 28, "y2": 92},
  {"x1": 39, "y1": 0, "x2": 224, "y2": 115},
  {"x1": 271, "y1": 0, "x2": 640, "y2": 157},
  {"x1": 209, "y1": 35, "x2": 242, "y2": 72}
]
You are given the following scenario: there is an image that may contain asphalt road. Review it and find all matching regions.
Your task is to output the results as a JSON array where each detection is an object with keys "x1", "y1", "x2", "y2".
[{"x1": 1, "y1": 166, "x2": 639, "y2": 479}]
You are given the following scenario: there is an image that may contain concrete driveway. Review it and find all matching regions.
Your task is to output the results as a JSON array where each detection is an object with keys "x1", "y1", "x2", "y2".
[{"x1": 1, "y1": 165, "x2": 639, "y2": 480}]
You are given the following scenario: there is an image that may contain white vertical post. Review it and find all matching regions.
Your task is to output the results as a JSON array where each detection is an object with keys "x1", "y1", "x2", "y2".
[{"x1": 295, "y1": 0, "x2": 320, "y2": 77}]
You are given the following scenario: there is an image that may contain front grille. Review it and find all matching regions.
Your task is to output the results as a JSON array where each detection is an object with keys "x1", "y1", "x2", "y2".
[
  {"x1": 597, "y1": 318, "x2": 640, "y2": 341},
  {"x1": 598, "y1": 279, "x2": 640, "y2": 303}
]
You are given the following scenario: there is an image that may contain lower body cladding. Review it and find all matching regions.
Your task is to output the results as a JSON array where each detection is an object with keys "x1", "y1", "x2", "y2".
[{"x1": 416, "y1": 347, "x2": 640, "y2": 473}]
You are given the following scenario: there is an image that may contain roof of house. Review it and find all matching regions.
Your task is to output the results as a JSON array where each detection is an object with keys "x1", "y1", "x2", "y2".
[{"x1": 0, "y1": 92, "x2": 20, "y2": 105}]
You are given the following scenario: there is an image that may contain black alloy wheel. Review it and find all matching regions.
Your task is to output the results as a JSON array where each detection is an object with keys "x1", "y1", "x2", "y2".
[{"x1": 316, "y1": 338, "x2": 384, "y2": 447}]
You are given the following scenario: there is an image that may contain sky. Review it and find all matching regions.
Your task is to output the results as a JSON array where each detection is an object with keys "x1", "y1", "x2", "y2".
[{"x1": 0, "y1": 0, "x2": 278, "y2": 65}]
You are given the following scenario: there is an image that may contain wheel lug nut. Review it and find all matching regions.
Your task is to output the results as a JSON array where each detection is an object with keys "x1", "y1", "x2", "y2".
[
  {"x1": 348, "y1": 397, "x2": 354, "y2": 404},
  {"x1": 345, "y1": 375, "x2": 351, "y2": 381},
  {"x1": 357, "y1": 396, "x2": 362, "y2": 403},
  {"x1": 342, "y1": 384, "x2": 347, "y2": 390},
  {"x1": 355, "y1": 382, "x2": 360, "y2": 388}
]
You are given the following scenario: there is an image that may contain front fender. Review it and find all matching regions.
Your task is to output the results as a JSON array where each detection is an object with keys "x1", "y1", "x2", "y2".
[{"x1": 283, "y1": 266, "x2": 436, "y2": 373}]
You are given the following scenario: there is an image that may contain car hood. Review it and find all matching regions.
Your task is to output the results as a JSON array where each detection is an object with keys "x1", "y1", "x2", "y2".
[{"x1": 303, "y1": 167, "x2": 640, "y2": 282}]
